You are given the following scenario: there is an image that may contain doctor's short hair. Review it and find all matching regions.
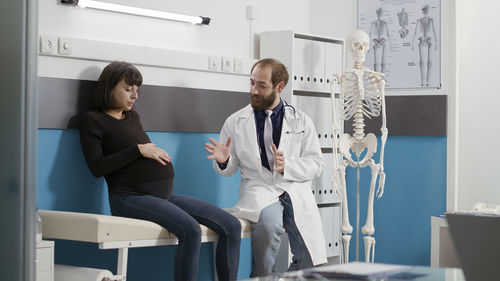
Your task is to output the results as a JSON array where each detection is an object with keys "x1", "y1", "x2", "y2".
[
  {"x1": 251, "y1": 58, "x2": 289, "y2": 88},
  {"x1": 93, "y1": 61, "x2": 143, "y2": 110}
]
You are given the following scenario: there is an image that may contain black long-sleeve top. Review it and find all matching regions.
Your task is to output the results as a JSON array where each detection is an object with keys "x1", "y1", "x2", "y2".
[{"x1": 79, "y1": 109, "x2": 174, "y2": 198}]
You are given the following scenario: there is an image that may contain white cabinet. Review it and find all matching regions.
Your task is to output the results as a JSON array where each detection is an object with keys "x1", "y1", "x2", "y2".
[
  {"x1": 261, "y1": 30, "x2": 344, "y2": 261},
  {"x1": 36, "y1": 240, "x2": 54, "y2": 281},
  {"x1": 295, "y1": 95, "x2": 333, "y2": 148},
  {"x1": 311, "y1": 41, "x2": 325, "y2": 91},
  {"x1": 319, "y1": 206, "x2": 341, "y2": 257},
  {"x1": 314, "y1": 152, "x2": 341, "y2": 204}
]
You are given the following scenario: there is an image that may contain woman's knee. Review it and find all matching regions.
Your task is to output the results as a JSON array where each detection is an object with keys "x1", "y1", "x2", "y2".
[
  {"x1": 225, "y1": 216, "x2": 242, "y2": 241},
  {"x1": 226, "y1": 214, "x2": 242, "y2": 233},
  {"x1": 176, "y1": 217, "x2": 202, "y2": 242},
  {"x1": 214, "y1": 214, "x2": 241, "y2": 241}
]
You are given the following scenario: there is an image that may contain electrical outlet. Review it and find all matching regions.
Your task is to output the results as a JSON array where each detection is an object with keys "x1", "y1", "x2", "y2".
[
  {"x1": 39, "y1": 35, "x2": 57, "y2": 54},
  {"x1": 208, "y1": 55, "x2": 221, "y2": 71},
  {"x1": 58, "y1": 37, "x2": 72, "y2": 55},
  {"x1": 222, "y1": 56, "x2": 233, "y2": 72},
  {"x1": 234, "y1": 58, "x2": 244, "y2": 73}
]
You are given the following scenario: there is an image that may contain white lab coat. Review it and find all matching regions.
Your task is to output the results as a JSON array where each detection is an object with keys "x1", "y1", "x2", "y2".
[{"x1": 213, "y1": 104, "x2": 327, "y2": 265}]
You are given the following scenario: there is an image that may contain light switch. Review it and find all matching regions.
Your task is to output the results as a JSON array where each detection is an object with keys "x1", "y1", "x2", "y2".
[
  {"x1": 39, "y1": 35, "x2": 57, "y2": 54},
  {"x1": 58, "y1": 37, "x2": 72, "y2": 55},
  {"x1": 222, "y1": 56, "x2": 233, "y2": 72},
  {"x1": 208, "y1": 55, "x2": 221, "y2": 71},
  {"x1": 234, "y1": 58, "x2": 244, "y2": 73}
]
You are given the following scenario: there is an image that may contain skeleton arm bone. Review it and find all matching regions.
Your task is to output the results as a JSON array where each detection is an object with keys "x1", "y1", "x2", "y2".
[
  {"x1": 377, "y1": 78, "x2": 388, "y2": 198},
  {"x1": 331, "y1": 74, "x2": 343, "y2": 197},
  {"x1": 369, "y1": 23, "x2": 375, "y2": 51},
  {"x1": 431, "y1": 18, "x2": 438, "y2": 50},
  {"x1": 384, "y1": 21, "x2": 393, "y2": 51},
  {"x1": 411, "y1": 19, "x2": 421, "y2": 50}
]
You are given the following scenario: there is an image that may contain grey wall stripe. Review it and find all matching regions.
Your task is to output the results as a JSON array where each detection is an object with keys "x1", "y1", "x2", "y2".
[
  {"x1": 345, "y1": 95, "x2": 447, "y2": 136},
  {"x1": 38, "y1": 77, "x2": 249, "y2": 133},
  {"x1": 39, "y1": 77, "x2": 447, "y2": 136}
]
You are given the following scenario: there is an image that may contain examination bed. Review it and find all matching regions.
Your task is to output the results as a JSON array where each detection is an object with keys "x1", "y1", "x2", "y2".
[{"x1": 39, "y1": 210, "x2": 252, "y2": 280}]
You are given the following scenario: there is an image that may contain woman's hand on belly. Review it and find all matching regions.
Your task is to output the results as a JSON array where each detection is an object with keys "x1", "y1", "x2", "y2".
[{"x1": 138, "y1": 143, "x2": 172, "y2": 166}]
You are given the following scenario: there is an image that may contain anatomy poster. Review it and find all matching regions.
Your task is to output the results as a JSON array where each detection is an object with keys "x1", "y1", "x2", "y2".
[{"x1": 358, "y1": 0, "x2": 441, "y2": 89}]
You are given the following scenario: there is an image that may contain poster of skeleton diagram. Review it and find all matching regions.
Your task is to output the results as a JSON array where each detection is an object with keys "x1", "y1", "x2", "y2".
[{"x1": 358, "y1": 0, "x2": 441, "y2": 89}]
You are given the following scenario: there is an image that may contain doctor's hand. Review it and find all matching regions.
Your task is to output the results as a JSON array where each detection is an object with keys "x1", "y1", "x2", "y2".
[
  {"x1": 138, "y1": 143, "x2": 172, "y2": 166},
  {"x1": 205, "y1": 137, "x2": 232, "y2": 164},
  {"x1": 272, "y1": 144, "x2": 285, "y2": 174}
]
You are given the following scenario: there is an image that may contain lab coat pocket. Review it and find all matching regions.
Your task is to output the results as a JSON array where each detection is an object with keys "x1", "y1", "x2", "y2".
[{"x1": 282, "y1": 132, "x2": 303, "y2": 158}]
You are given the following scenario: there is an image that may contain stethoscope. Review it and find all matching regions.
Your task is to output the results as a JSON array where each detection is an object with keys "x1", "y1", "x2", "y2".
[
  {"x1": 282, "y1": 100, "x2": 304, "y2": 135},
  {"x1": 283, "y1": 99, "x2": 296, "y2": 115}
]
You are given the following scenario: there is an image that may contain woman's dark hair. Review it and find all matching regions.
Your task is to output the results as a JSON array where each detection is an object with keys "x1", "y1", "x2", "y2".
[{"x1": 93, "y1": 61, "x2": 143, "y2": 110}]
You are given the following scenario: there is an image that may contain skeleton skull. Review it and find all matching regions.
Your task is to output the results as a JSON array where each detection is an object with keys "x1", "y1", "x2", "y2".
[
  {"x1": 422, "y1": 4, "x2": 429, "y2": 15},
  {"x1": 346, "y1": 29, "x2": 370, "y2": 64}
]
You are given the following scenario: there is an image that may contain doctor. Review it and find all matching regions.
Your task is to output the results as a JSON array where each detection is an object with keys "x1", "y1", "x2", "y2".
[{"x1": 205, "y1": 58, "x2": 327, "y2": 276}]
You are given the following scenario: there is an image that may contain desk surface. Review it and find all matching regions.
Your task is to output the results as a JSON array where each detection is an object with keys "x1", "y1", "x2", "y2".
[{"x1": 241, "y1": 266, "x2": 465, "y2": 281}]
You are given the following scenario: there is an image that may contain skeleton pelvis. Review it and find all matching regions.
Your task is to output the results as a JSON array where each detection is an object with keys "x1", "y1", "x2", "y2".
[{"x1": 339, "y1": 133, "x2": 378, "y2": 165}]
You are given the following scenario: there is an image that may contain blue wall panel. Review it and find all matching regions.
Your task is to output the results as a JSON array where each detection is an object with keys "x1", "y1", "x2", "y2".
[
  {"x1": 344, "y1": 136, "x2": 447, "y2": 265},
  {"x1": 38, "y1": 129, "x2": 446, "y2": 279}
]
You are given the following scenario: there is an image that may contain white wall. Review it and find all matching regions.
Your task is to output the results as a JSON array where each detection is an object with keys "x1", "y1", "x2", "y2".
[
  {"x1": 309, "y1": 0, "x2": 357, "y2": 39},
  {"x1": 455, "y1": 0, "x2": 500, "y2": 210},
  {"x1": 38, "y1": 0, "x2": 310, "y2": 91},
  {"x1": 309, "y1": 0, "x2": 356, "y2": 68}
]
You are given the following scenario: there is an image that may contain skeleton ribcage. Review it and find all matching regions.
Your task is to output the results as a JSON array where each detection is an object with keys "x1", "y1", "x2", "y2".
[{"x1": 339, "y1": 71, "x2": 382, "y2": 121}]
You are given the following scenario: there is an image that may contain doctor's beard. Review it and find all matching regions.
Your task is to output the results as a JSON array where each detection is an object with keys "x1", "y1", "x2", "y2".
[{"x1": 250, "y1": 88, "x2": 277, "y2": 110}]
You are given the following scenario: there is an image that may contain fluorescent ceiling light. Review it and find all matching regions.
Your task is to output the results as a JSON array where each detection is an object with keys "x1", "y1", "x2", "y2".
[{"x1": 60, "y1": 0, "x2": 211, "y2": 25}]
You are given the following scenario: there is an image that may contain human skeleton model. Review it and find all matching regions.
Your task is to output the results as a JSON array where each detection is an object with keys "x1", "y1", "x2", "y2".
[
  {"x1": 397, "y1": 8, "x2": 409, "y2": 38},
  {"x1": 369, "y1": 8, "x2": 392, "y2": 73},
  {"x1": 412, "y1": 4, "x2": 437, "y2": 86},
  {"x1": 331, "y1": 29, "x2": 388, "y2": 263}
]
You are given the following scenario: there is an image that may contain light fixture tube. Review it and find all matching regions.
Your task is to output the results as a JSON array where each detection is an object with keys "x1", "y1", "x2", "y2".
[{"x1": 60, "y1": 0, "x2": 211, "y2": 25}]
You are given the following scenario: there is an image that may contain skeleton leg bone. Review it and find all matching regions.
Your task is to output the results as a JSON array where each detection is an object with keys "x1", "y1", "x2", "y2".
[
  {"x1": 339, "y1": 160, "x2": 353, "y2": 264},
  {"x1": 339, "y1": 159, "x2": 353, "y2": 234},
  {"x1": 362, "y1": 159, "x2": 380, "y2": 236},
  {"x1": 363, "y1": 236, "x2": 376, "y2": 263},
  {"x1": 426, "y1": 45, "x2": 432, "y2": 86},
  {"x1": 341, "y1": 235, "x2": 352, "y2": 264},
  {"x1": 373, "y1": 44, "x2": 379, "y2": 72},
  {"x1": 381, "y1": 45, "x2": 386, "y2": 73},
  {"x1": 418, "y1": 40, "x2": 425, "y2": 86},
  {"x1": 338, "y1": 135, "x2": 354, "y2": 263}
]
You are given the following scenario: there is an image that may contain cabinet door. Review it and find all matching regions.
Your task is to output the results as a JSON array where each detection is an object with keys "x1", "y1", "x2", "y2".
[
  {"x1": 320, "y1": 97, "x2": 333, "y2": 147},
  {"x1": 311, "y1": 177, "x2": 319, "y2": 201},
  {"x1": 295, "y1": 95, "x2": 320, "y2": 142},
  {"x1": 324, "y1": 42, "x2": 343, "y2": 92},
  {"x1": 311, "y1": 41, "x2": 326, "y2": 91},
  {"x1": 317, "y1": 152, "x2": 337, "y2": 204},
  {"x1": 296, "y1": 95, "x2": 333, "y2": 148},
  {"x1": 302, "y1": 40, "x2": 313, "y2": 90},
  {"x1": 293, "y1": 38, "x2": 310, "y2": 90},
  {"x1": 332, "y1": 206, "x2": 341, "y2": 257},
  {"x1": 319, "y1": 206, "x2": 341, "y2": 257},
  {"x1": 36, "y1": 244, "x2": 54, "y2": 281}
]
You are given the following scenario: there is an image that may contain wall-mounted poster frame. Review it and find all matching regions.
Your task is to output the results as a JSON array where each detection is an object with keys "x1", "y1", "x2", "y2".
[{"x1": 358, "y1": 0, "x2": 441, "y2": 89}]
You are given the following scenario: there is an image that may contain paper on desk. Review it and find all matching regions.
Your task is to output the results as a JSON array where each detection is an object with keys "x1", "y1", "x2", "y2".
[{"x1": 307, "y1": 262, "x2": 410, "y2": 279}]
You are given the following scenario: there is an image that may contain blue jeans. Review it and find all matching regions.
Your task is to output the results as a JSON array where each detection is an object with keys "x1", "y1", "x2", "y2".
[
  {"x1": 109, "y1": 193, "x2": 241, "y2": 281},
  {"x1": 250, "y1": 192, "x2": 313, "y2": 277}
]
